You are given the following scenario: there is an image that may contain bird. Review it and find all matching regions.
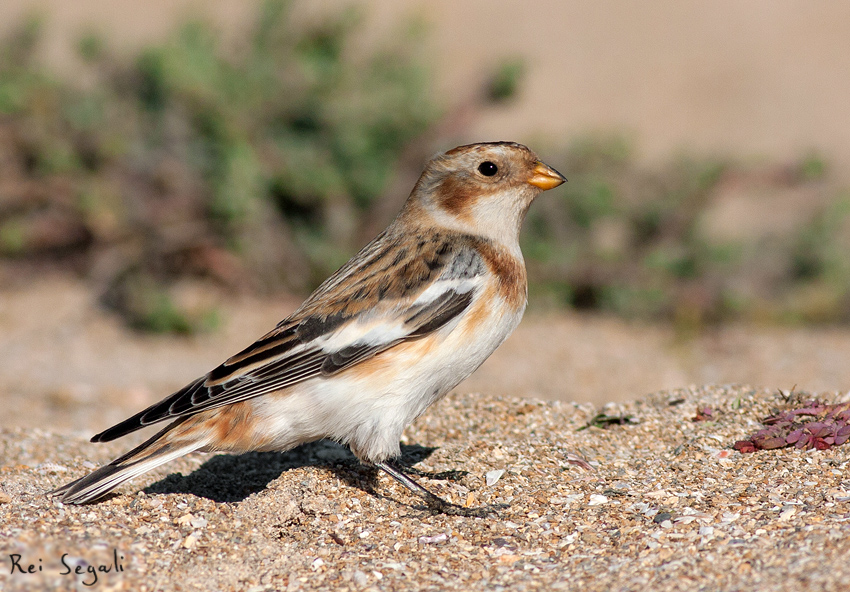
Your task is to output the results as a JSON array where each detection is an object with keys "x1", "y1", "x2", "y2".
[{"x1": 51, "y1": 141, "x2": 566, "y2": 515}]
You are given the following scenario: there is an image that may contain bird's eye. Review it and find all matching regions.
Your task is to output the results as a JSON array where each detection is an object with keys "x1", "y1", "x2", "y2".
[{"x1": 478, "y1": 161, "x2": 498, "y2": 176}]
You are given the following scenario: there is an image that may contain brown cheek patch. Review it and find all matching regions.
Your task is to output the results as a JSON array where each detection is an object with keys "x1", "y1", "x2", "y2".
[{"x1": 438, "y1": 176, "x2": 491, "y2": 222}]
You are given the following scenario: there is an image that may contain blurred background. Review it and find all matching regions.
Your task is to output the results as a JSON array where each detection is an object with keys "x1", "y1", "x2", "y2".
[{"x1": 3, "y1": 0, "x2": 850, "y2": 433}]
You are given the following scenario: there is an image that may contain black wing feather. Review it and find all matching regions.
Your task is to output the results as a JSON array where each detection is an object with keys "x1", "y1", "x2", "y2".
[{"x1": 92, "y1": 241, "x2": 484, "y2": 443}]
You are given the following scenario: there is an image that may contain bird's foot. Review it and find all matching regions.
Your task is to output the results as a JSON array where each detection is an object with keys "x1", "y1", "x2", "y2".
[{"x1": 375, "y1": 460, "x2": 503, "y2": 518}]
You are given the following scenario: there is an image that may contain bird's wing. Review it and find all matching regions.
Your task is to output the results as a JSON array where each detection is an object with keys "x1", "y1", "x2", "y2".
[{"x1": 92, "y1": 231, "x2": 488, "y2": 442}]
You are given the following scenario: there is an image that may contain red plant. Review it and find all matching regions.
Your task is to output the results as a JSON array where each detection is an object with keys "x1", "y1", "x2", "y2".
[{"x1": 734, "y1": 400, "x2": 850, "y2": 453}]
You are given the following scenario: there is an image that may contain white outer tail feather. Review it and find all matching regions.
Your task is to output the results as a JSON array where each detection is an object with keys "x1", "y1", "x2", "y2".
[{"x1": 55, "y1": 439, "x2": 209, "y2": 504}]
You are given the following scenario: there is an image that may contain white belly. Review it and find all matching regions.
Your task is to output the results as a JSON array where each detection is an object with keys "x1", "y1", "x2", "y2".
[{"x1": 251, "y1": 297, "x2": 524, "y2": 462}]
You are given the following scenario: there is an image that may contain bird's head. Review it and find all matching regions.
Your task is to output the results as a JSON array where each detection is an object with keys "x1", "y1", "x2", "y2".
[{"x1": 406, "y1": 141, "x2": 566, "y2": 243}]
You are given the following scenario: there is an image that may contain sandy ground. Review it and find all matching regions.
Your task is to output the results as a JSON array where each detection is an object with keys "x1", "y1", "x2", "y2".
[{"x1": 3, "y1": 385, "x2": 850, "y2": 591}]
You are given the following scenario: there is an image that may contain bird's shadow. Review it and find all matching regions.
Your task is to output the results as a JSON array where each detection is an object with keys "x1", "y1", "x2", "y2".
[{"x1": 144, "y1": 441, "x2": 439, "y2": 503}]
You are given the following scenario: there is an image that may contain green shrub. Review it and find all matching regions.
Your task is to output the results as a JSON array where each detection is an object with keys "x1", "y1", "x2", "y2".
[
  {"x1": 524, "y1": 135, "x2": 850, "y2": 325},
  {"x1": 0, "y1": 1, "x2": 438, "y2": 329},
  {"x1": 2, "y1": 6, "x2": 850, "y2": 330}
]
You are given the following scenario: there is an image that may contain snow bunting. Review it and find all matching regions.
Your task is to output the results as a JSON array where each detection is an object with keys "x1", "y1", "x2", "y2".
[{"x1": 52, "y1": 141, "x2": 566, "y2": 515}]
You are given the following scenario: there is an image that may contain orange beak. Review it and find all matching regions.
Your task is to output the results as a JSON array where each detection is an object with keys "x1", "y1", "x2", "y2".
[{"x1": 527, "y1": 161, "x2": 567, "y2": 190}]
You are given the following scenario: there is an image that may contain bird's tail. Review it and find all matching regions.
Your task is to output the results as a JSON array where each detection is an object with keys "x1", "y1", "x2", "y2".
[{"x1": 51, "y1": 419, "x2": 209, "y2": 505}]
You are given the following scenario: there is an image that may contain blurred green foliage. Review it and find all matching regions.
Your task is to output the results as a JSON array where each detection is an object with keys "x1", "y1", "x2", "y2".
[
  {"x1": 486, "y1": 58, "x2": 525, "y2": 103},
  {"x1": 783, "y1": 195, "x2": 850, "y2": 323},
  {"x1": 1, "y1": 4, "x2": 850, "y2": 331},
  {"x1": 0, "y1": 1, "x2": 437, "y2": 331},
  {"x1": 524, "y1": 136, "x2": 850, "y2": 328}
]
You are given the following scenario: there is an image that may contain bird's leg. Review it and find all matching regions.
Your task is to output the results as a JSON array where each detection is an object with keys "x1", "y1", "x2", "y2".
[
  {"x1": 375, "y1": 460, "x2": 499, "y2": 518},
  {"x1": 403, "y1": 465, "x2": 468, "y2": 481}
]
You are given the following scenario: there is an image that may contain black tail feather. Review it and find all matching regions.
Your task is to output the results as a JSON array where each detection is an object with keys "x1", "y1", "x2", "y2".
[{"x1": 91, "y1": 379, "x2": 204, "y2": 442}]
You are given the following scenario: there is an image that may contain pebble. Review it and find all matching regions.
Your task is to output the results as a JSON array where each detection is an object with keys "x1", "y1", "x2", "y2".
[
  {"x1": 418, "y1": 533, "x2": 448, "y2": 545},
  {"x1": 485, "y1": 469, "x2": 505, "y2": 486}
]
